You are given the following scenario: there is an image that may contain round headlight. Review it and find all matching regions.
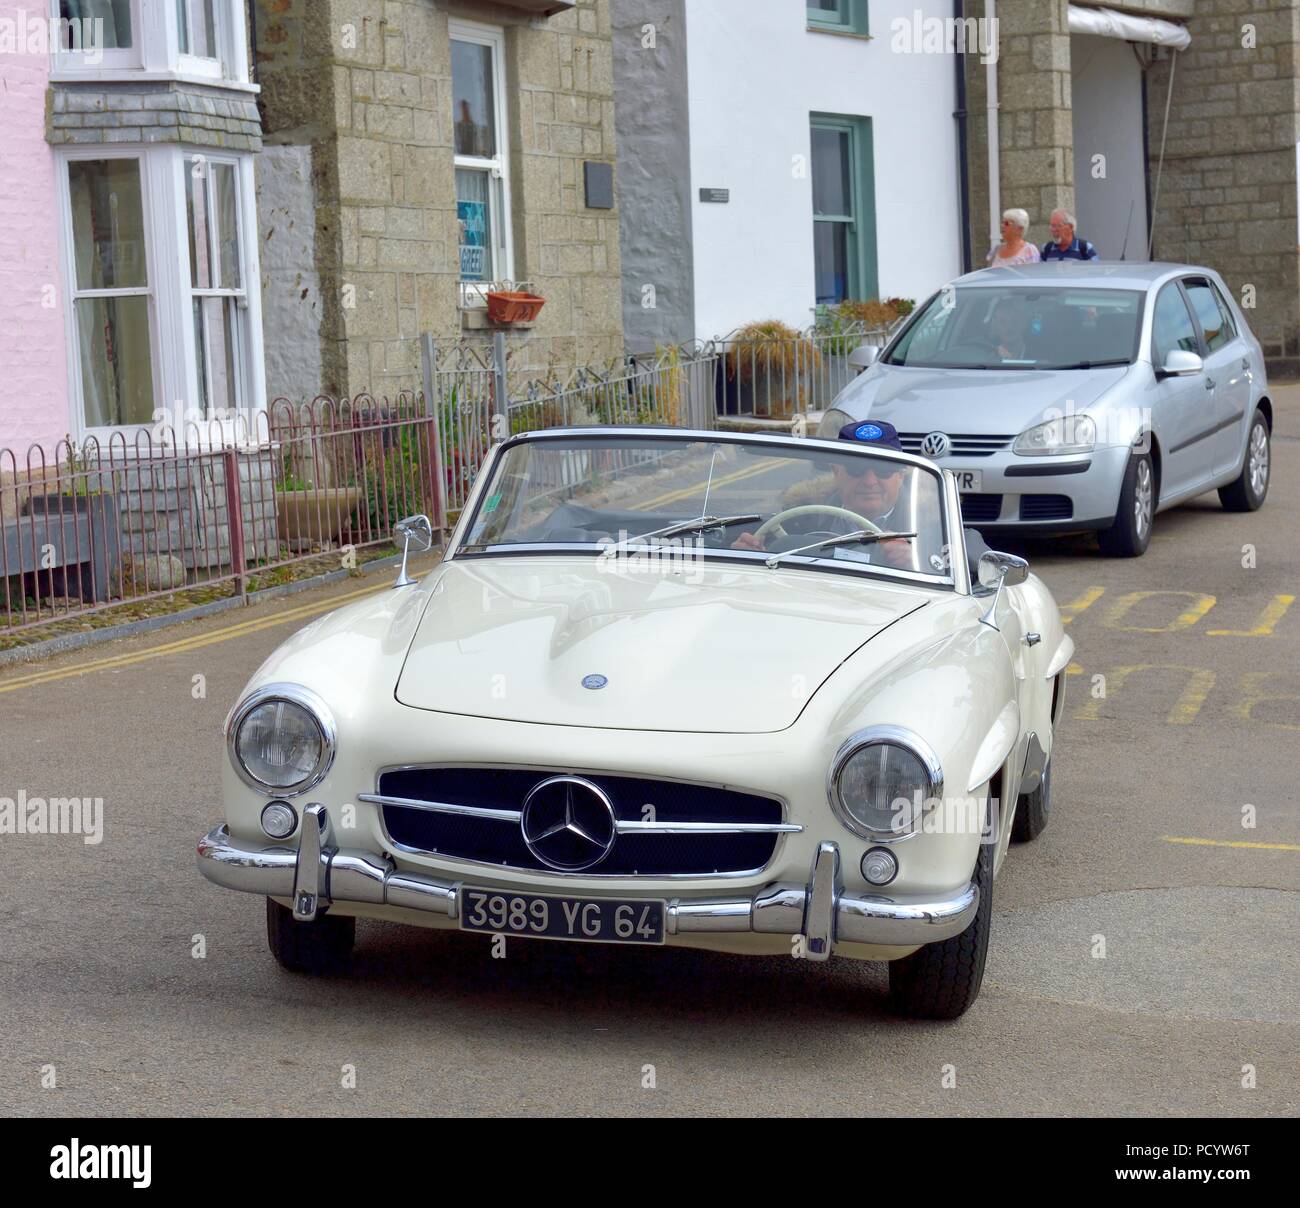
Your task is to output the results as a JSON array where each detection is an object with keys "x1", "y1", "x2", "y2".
[
  {"x1": 228, "y1": 685, "x2": 335, "y2": 795},
  {"x1": 817, "y1": 407, "x2": 855, "y2": 439},
  {"x1": 829, "y1": 727, "x2": 942, "y2": 840}
]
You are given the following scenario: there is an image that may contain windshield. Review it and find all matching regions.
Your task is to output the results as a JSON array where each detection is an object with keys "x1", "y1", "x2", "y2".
[
  {"x1": 459, "y1": 435, "x2": 953, "y2": 581},
  {"x1": 885, "y1": 285, "x2": 1143, "y2": 370}
]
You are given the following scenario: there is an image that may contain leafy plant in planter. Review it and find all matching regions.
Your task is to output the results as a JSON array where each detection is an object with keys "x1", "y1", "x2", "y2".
[
  {"x1": 727, "y1": 320, "x2": 821, "y2": 417},
  {"x1": 360, "y1": 424, "x2": 428, "y2": 537},
  {"x1": 275, "y1": 448, "x2": 362, "y2": 547}
]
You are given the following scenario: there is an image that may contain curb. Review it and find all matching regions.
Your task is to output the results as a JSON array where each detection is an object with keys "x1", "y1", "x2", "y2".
[{"x1": 0, "y1": 549, "x2": 429, "y2": 670}]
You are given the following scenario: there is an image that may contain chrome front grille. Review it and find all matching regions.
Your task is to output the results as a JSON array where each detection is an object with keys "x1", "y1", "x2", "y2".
[
  {"x1": 367, "y1": 767, "x2": 795, "y2": 877},
  {"x1": 899, "y1": 433, "x2": 1014, "y2": 458}
]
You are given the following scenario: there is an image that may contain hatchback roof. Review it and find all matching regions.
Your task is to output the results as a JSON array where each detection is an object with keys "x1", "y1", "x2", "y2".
[{"x1": 953, "y1": 262, "x2": 1208, "y2": 289}]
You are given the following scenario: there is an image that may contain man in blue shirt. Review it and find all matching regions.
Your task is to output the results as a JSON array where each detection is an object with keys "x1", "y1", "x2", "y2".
[{"x1": 1041, "y1": 209, "x2": 1099, "y2": 260}]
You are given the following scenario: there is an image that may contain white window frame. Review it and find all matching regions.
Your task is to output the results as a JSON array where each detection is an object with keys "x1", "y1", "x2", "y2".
[
  {"x1": 449, "y1": 18, "x2": 514, "y2": 307},
  {"x1": 49, "y1": 0, "x2": 252, "y2": 87},
  {"x1": 56, "y1": 149, "x2": 164, "y2": 444},
  {"x1": 56, "y1": 144, "x2": 265, "y2": 446},
  {"x1": 50, "y1": 0, "x2": 143, "y2": 72}
]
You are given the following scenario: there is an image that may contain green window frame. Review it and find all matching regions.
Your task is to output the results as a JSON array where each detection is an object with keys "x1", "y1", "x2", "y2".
[
  {"x1": 810, "y1": 113, "x2": 878, "y2": 305},
  {"x1": 807, "y1": 0, "x2": 869, "y2": 36}
]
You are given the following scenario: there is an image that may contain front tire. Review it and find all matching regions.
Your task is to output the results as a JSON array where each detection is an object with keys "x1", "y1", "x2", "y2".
[
  {"x1": 888, "y1": 841, "x2": 992, "y2": 1020},
  {"x1": 1011, "y1": 760, "x2": 1051, "y2": 843},
  {"x1": 266, "y1": 898, "x2": 354, "y2": 974},
  {"x1": 1218, "y1": 408, "x2": 1270, "y2": 512},
  {"x1": 1098, "y1": 449, "x2": 1154, "y2": 557}
]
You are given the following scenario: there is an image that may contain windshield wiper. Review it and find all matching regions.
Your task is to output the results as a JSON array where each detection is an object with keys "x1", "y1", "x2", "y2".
[
  {"x1": 1050, "y1": 358, "x2": 1131, "y2": 370},
  {"x1": 764, "y1": 530, "x2": 917, "y2": 570},
  {"x1": 600, "y1": 513, "x2": 761, "y2": 558}
]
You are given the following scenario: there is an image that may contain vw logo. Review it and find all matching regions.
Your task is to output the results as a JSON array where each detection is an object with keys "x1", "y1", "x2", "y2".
[
  {"x1": 921, "y1": 431, "x2": 951, "y2": 458},
  {"x1": 520, "y1": 775, "x2": 618, "y2": 871},
  {"x1": 581, "y1": 674, "x2": 607, "y2": 690}
]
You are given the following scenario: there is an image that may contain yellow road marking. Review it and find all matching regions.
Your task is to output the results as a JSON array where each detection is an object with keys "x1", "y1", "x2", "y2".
[
  {"x1": 1208, "y1": 593, "x2": 1296, "y2": 636},
  {"x1": 1102, "y1": 590, "x2": 1217, "y2": 633},
  {"x1": 1059, "y1": 585, "x2": 1104, "y2": 625},
  {"x1": 0, "y1": 583, "x2": 385, "y2": 694},
  {"x1": 1161, "y1": 835, "x2": 1300, "y2": 853},
  {"x1": 631, "y1": 457, "x2": 787, "y2": 510}
]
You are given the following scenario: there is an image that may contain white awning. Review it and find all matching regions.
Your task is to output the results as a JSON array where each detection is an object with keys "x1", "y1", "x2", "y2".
[{"x1": 1068, "y1": 4, "x2": 1191, "y2": 50}]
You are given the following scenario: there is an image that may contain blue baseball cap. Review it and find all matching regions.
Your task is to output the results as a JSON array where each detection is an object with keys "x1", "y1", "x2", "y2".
[{"x1": 838, "y1": 419, "x2": 903, "y2": 452}]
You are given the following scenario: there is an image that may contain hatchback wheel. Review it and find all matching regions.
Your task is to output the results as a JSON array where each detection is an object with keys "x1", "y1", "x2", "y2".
[
  {"x1": 1098, "y1": 449, "x2": 1154, "y2": 557},
  {"x1": 1219, "y1": 409, "x2": 1270, "y2": 512}
]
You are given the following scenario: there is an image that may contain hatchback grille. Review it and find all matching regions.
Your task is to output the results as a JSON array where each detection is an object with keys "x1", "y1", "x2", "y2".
[
  {"x1": 960, "y1": 494, "x2": 1004, "y2": 522},
  {"x1": 899, "y1": 433, "x2": 1014, "y2": 458},
  {"x1": 377, "y1": 767, "x2": 785, "y2": 876},
  {"x1": 1019, "y1": 494, "x2": 1073, "y2": 521}
]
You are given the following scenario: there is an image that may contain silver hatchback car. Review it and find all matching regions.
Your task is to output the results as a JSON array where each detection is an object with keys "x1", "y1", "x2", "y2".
[{"x1": 819, "y1": 262, "x2": 1272, "y2": 556}]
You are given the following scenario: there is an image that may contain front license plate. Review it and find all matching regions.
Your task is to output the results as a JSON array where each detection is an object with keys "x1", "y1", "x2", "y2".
[
  {"x1": 953, "y1": 469, "x2": 983, "y2": 491},
  {"x1": 459, "y1": 887, "x2": 666, "y2": 945}
]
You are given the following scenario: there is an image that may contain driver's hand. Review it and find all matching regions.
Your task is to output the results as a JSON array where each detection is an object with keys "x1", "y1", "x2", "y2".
[
  {"x1": 731, "y1": 531, "x2": 766, "y2": 552},
  {"x1": 877, "y1": 539, "x2": 912, "y2": 568}
]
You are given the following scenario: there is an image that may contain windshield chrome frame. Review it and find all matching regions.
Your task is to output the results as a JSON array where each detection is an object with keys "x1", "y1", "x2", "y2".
[{"x1": 443, "y1": 427, "x2": 960, "y2": 591}]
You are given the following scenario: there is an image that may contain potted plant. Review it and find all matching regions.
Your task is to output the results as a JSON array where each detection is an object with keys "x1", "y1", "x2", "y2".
[
  {"x1": 486, "y1": 288, "x2": 546, "y2": 324},
  {"x1": 727, "y1": 320, "x2": 821, "y2": 419},
  {"x1": 274, "y1": 451, "x2": 362, "y2": 548}
]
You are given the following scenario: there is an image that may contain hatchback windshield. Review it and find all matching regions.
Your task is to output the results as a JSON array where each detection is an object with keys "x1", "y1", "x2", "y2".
[
  {"x1": 462, "y1": 435, "x2": 952, "y2": 580},
  {"x1": 885, "y1": 285, "x2": 1143, "y2": 370}
]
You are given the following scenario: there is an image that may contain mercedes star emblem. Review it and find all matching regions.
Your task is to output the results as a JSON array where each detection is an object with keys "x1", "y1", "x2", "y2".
[{"x1": 520, "y1": 775, "x2": 618, "y2": 871}]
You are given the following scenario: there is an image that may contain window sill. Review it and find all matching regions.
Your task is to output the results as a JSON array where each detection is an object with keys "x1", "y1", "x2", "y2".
[
  {"x1": 49, "y1": 70, "x2": 259, "y2": 93},
  {"x1": 806, "y1": 25, "x2": 872, "y2": 41},
  {"x1": 460, "y1": 307, "x2": 536, "y2": 332}
]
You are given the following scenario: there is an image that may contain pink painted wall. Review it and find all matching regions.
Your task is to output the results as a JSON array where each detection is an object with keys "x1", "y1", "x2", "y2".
[{"x1": 0, "y1": 7, "x2": 71, "y2": 456}]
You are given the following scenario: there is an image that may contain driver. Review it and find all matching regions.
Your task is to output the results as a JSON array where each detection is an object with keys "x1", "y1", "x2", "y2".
[
  {"x1": 732, "y1": 421, "x2": 913, "y2": 568},
  {"x1": 988, "y1": 295, "x2": 1033, "y2": 360}
]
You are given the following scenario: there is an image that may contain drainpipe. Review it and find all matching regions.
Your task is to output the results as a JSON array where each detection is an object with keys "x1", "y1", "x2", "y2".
[
  {"x1": 985, "y1": 0, "x2": 1000, "y2": 250},
  {"x1": 954, "y1": 0, "x2": 973, "y2": 273}
]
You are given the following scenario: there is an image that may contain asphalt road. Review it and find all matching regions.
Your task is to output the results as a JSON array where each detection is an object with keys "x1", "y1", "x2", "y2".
[{"x1": 1, "y1": 396, "x2": 1297, "y2": 1118}]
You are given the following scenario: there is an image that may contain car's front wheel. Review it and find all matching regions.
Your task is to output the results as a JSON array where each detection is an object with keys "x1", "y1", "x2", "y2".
[
  {"x1": 1219, "y1": 408, "x2": 1270, "y2": 512},
  {"x1": 888, "y1": 841, "x2": 992, "y2": 1020},
  {"x1": 1098, "y1": 448, "x2": 1154, "y2": 557},
  {"x1": 266, "y1": 898, "x2": 355, "y2": 974}
]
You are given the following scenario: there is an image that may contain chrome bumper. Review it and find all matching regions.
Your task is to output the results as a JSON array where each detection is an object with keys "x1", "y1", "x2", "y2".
[{"x1": 196, "y1": 804, "x2": 978, "y2": 959}]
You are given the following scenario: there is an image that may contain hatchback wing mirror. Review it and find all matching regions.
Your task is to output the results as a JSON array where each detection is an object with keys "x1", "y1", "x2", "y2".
[
  {"x1": 848, "y1": 344, "x2": 880, "y2": 373},
  {"x1": 1156, "y1": 349, "x2": 1203, "y2": 379},
  {"x1": 394, "y1": 514, "x2": 434, "y2": 587}
]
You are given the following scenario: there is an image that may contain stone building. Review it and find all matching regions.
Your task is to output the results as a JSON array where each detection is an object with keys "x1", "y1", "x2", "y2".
[
  {"x1": 962, "y1": 0, "x2": 1300, "y2": 368},
  {"x1": 253, "y1": 0, "x2": 624, "y2": 402}
]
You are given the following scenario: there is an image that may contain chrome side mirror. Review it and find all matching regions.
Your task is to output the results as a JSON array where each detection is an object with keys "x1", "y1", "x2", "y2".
[
  {"x1": 848, "y1": 344, "x2": 880, "y2": 373},
  {"x1": 977, "y1": 550, "x2": 1029, "y2": 628},
  {"x1": 394, "y1": 514, "x2": 434, "y2": 588},
  {"x1": 1157, "y1": 349, "x2": 1203, "y2": 379}
]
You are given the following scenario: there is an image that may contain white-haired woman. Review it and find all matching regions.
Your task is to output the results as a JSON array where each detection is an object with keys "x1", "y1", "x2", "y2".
[{"x1": 986, "y1": 209, "x2": 1041, "y2": 266}]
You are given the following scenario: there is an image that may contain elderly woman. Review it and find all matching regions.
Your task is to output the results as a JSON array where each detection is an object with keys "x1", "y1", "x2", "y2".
[{"x1": 986, "y1": 208, "x2": 1041, "y2": 266}]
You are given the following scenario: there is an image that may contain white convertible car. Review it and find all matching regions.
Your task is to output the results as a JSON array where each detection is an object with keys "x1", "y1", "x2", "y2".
[{"x1": 197, "y1": 427, "x2": 1072, "y2": 1018}]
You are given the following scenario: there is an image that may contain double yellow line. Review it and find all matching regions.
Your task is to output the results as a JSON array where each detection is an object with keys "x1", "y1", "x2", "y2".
[{"x1": 0, "y1": 583, "x2": 385, "y2": 695}]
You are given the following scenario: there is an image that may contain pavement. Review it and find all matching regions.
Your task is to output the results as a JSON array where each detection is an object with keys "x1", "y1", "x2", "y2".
[{"x1": 0, "y1": 395, "x2": 1297, "y2": 1118}]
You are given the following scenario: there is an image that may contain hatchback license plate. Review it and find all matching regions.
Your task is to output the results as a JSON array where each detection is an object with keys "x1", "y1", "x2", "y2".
[
  {"x1": 460, "y1": 888, "x2": 666, "y2": 945},
  {"x1": 953, "y1": 469, "x2": 983, "y2": 491}
]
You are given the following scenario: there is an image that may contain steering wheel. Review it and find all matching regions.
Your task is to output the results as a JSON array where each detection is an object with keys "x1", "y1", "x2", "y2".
[{"x1": 754, "y1": 504, "x2": 882, "y2": 544}]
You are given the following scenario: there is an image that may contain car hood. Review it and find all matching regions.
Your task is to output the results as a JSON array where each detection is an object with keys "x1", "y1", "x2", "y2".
[
  {"x1": 837, "y1": 363, "x2": 1133, "y2": 433},
  {"x1": 395, "y1": 557, "x2": 929, "y2": 733}
]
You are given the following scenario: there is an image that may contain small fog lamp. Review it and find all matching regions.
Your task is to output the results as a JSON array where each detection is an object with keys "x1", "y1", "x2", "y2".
[
  {"x1": 861, "y1": 847, "x2": 899, "y2": 886},
  {"x1": 261, "y1": 800, "x2": 298, "y2": 840}
]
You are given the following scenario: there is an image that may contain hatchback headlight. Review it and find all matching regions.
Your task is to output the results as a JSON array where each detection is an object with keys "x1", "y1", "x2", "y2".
[
  {"x1": 1013, "y1": 414, "x2": 1096, "y2": 456},
  {"x1": 829, "y1": 726, "x2": 943, "y2": 840},
  {"x1": 227, "y1": 685, "x2": 335, "y2": 795},
  {"x1": 818, "y1": 408, "x2": 855, "y2": 439}
]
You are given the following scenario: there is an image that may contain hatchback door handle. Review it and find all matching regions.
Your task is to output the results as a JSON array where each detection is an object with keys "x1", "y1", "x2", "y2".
[
  {"x1": 1242, "y1": 357, "x2": 1251, "y2": 371},
  {"x1": 1205, "y1": 377, "x2": 1216, "y2": 390}
]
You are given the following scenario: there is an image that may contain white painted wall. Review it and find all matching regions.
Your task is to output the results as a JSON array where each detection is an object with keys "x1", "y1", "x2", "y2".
[
  {"x1": 682, "y1": 0, "x2": 962, "y2": 340},
  {"x1": 1071, "y1": 33, "x2": 1149, "y2": 260}
]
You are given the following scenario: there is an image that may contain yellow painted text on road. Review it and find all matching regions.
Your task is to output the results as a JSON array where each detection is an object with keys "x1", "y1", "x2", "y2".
[
  {"x1": 1102, "y1": 591, "x2": 1217, "y2": 633},
  {"x1": 1207, "y1": 594, "x2": 1296, "y2": 636}
]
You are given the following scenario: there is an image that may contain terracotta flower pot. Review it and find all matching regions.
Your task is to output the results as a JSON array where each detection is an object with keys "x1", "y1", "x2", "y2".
[{"x1": 486, "y1": 290, "x2": 546, "y2": 324}]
